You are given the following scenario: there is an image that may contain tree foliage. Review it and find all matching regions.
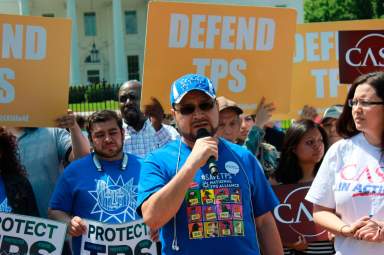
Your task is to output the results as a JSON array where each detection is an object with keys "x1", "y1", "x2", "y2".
[{"x1": 304, "y1": 0, "x2": 383, "y2": 22}]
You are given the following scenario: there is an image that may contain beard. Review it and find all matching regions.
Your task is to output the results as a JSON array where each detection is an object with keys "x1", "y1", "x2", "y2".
[
  {"x1": 179, "y1": 123, "x2": 218, "y2": 143},
  {"x1": 93, "y1": 136, "x2": 124, "y2": 160},
  {"x1": 94, "y1": 145, "x2": 123, "y2": 159},
  {"x1": 122, "y1": 106, "x2": 140, "y2": 126}
]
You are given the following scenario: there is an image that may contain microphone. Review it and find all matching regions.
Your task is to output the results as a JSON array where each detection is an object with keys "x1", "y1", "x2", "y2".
[{"x1": 196, "y1": 128, "x2": 219, "y2": 176}]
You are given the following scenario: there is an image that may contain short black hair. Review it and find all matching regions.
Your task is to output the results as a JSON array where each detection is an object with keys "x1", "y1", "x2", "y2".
[{"x1": 86, "y1": 110, "x2": 123, "y2": 138}]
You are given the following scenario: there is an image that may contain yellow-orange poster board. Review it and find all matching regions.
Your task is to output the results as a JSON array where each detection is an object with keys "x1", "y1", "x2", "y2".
[
  {"x1": 142, "y1": 1, "x2": 296, "y2": 114},
  {"x1": 0, "y1": 14, "x2": 71, "y2": 127},
  {"x1": 274, "y1": 19, "x2": 384, "y2": 120}
]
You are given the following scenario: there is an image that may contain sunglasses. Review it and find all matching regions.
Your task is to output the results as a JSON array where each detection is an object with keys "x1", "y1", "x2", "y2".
[
  {"x1": 174, "y1": 100, "x2": 216, "y2": 115},
  {"x1": 119, "y1": 92, "x2": 138, "y2": 103}
]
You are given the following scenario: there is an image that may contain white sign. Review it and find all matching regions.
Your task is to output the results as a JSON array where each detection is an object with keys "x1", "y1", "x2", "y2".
[
  {"x1": 0, "y1": 212, "x2": 67, "y2": 254},
  {"x1": 80, "y1": 219, "x2": 157, "y2": 255}
]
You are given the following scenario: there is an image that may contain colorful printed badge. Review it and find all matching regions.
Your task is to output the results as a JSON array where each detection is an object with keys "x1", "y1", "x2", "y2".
[
  {"x1": 233, "y1": 220, "x2": 245, "y2": 236},
  {"x1": 217, "y1": 204, "x2": 232, "y2": 220},
  {"x1": 189, "y1": 222, "x2": 204, "y2": 239},
  {"x1": 215, "y1": 188, "x2": 230, "y2": 203},
  {"x1": 187, "y1": 206, "x2": 202, "y2": 222},
  {"x1": 204, "y1": 222, "x2": 219, "y2": 238},
  {"x1": 203, "y1": 205, "x2": 217, "y2": 221},
  {"x1": 232, "y1": 204, "x2": 243, "y2": 220},
  {"x1": 201, "y1": 189, "x2": 215, "y2": 205},
  {"x1": 219, "y1": 220, "x2": 233, "y2": 237},
  {"x1": 186, "y1": 189, "x2": 201, "y2": 206},
  {"x1": 230, "y1": 188, "x2": 241, "y2": 203}
]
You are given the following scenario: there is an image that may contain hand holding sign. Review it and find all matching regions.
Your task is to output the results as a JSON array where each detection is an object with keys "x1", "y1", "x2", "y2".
[
  {"x1": 80, "y1": 219, "x2": 157, "y2": 255},
  {"x1": 69, "y1": 216, "x2": 87, "y2": 237},
  {"x1": 56, "y1": 109, "x2": 77, "y2": 129},
  {"x1": 285, "y1": 235, "x2": 308, "y2": 251}
]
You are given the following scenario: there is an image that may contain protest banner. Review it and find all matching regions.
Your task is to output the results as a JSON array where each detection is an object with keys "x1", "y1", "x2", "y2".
[
  {"x1": 142, "y1": 1, "x2": 296, "y2": 115},
  {"x1": 80, "y1": 219, "x2": 157, "y2": 255},
  {"x1": 339, "y1": 30, "x2": 384, "y2": 84},
  {"x1": 272, "y1": 183, "x2": 327, "y2": 243},
  {"x1": 0, "y1": 212, "x2": 67, "y2": 254},
  {"x1": 274, "y1": 19, "x2": 384, "y2": 120},
  {"x1": 0, "y1": 14, "x2": 71, "y2": 127}
]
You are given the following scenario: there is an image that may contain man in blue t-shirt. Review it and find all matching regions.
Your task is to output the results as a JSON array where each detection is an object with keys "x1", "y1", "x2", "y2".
[
  {"x1": 49, "y1": 110, "x2": 144, "y2": 255},
  {"x1": 137, "y1": 74, "x2": 283, "y2": 255}
]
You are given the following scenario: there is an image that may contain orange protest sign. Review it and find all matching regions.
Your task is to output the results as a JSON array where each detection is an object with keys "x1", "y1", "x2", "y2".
[
  {"x1": 0, "y1": 14, "x2": 71, "y2": 127},
  {"x1": 274, "y1": 19, "x2": 384, "y2": 120},
  {"x1": 142, "y1": 1, "x2": 296, "y2": 115}
]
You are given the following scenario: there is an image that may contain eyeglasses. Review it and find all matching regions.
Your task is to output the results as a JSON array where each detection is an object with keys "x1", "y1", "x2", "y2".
[
  {"x1": 348, "y1": 99, "x2": 384, "y2": 108},
  {"x1": 174, "y1": 100, "x2": 216, "y2": 115}
]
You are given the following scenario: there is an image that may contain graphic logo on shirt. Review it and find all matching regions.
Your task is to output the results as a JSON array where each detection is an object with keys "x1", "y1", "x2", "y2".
[
  {"x1": 185, "y1": 186, "x2": 244, "y2": 239},
  {"x1": 336, "y1": 164, "x2": 384, "y2": 197},
  {"x1": 88, "y1": 175, "x2": 137, "y2": 223},
  {"x1": 0, "y1": 198, "x2": 11, "y2": 213},
  {"x1": 225, "y1": 161, "x2": 239, "y2": 175}
]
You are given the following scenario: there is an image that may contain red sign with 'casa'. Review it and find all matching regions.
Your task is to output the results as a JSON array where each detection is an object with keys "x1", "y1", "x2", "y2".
[
  {"x1": 338, "y1": 30, "x2": 384, "y2": 84},
  {"x1": 272, "y1": 183, "x2": 328, "y2": 243}
]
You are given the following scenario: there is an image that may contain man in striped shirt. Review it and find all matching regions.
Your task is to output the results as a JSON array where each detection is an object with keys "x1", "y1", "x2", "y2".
[{"x1": 119, "y1": 80, "x2": 178, "y2": 158}]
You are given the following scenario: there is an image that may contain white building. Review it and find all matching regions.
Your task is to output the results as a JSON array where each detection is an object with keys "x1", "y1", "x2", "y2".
[{"x1": 0, "y1": 0, "x2": 303, "y2": 85}]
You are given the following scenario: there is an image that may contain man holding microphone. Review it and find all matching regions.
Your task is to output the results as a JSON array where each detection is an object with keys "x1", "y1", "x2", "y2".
[{"x1": 137, "y1": 73, "x2": 282, "y2": 255}]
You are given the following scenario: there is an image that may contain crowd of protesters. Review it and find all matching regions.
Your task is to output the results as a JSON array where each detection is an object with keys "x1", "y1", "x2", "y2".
[{"x1": 0, "y1": 71, "x2": 383, "y2": 255}]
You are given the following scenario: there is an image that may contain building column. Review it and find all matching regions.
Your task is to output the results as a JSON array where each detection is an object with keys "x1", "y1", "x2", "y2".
[
  {"x1": 19, "y1": 0, "x2": 30, "y2": 15},
  {"x1": 67, "y1": 0, "x2": 81, "y2": 85},
  {"x1": 112, "y1": 0, "x2": 127, "y2": 83}
]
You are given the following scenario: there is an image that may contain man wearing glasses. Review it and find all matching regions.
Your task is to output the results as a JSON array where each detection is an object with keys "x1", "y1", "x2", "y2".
[
  {"x1": 118, "y1": 80, "x2": 179, "y2": 158},
  {"x1": 137, "y1": 74, "x2": 283, "y2": 255}
]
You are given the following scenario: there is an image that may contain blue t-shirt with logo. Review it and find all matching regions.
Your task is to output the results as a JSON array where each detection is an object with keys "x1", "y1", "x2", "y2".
[
  {"x1": 137, "y1": 138, "x2": 279, "y2": 255},
  {"x1": 50, "y1": 153, "x2": 142, "y2": 255},
  {"x1": 0, "y1": 176, "x2": 12, "y2": 212}
]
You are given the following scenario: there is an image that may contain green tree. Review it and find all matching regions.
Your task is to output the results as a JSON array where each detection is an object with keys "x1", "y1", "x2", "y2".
[
  {"x1": 374, "y1": 0, "x2": 384, "y2": 17},
  {"x1": 304, "y1": 0, "x2": 377, "y2": 22}
]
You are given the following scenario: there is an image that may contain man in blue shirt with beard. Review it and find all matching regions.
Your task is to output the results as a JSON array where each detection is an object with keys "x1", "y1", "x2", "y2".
[
  {"x1": 49, "y1": 110, "x2": 145, "y2": 255},
  {"x1": 137, "y1": 74, "x2": 283, "y2": 255}
]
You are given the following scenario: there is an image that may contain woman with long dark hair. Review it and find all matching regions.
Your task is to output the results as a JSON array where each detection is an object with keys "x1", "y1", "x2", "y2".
[
  {"x1": 273, "y1": 119, "x2": 334, "y2": 254},
  {"x1": 306, "y1": 71, "x2": 384, "y2": 254},
  {"x1": 0, "y1": 127, "x2": 39, "y2": 216},
  {"x1": 274, "y1": 119, "x2": 328, "y2": 185}
]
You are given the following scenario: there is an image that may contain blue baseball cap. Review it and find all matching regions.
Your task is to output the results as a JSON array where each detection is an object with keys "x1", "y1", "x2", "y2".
[{"x1": 170, "y1": 74, "x2": 216, "y2": 106}]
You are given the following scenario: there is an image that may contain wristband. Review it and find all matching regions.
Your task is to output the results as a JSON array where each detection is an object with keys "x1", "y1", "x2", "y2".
[{"x1": 339, "y1": 224, "x2": 350, "y2": 237}]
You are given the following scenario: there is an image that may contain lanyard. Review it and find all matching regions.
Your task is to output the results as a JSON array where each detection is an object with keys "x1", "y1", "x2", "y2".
[{"x1": 92, "y1": 153, "x2": 128, "y2": 172}]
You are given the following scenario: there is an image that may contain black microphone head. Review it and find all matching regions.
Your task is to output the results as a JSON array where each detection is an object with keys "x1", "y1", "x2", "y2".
[{"x1": 196, "y1": 128, "x2": 210, "y2": 139}]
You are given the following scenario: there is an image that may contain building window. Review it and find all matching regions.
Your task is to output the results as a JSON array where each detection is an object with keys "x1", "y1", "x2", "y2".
[
  {"x1": 125, "y1": 10, "x2": 137, "y2": 34},
  {"x1": 127, "y1": 55, "x2": 140, "y2": 80},
  {"x1": 87, "y1": 70, "x2": 100, "y2": 84},
  {"x1": 42, "y1": 13, "x2": 55, "y2": 17},
  {"x1": 84, "y1": 12, "x2": 96, "y2": 36}
]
